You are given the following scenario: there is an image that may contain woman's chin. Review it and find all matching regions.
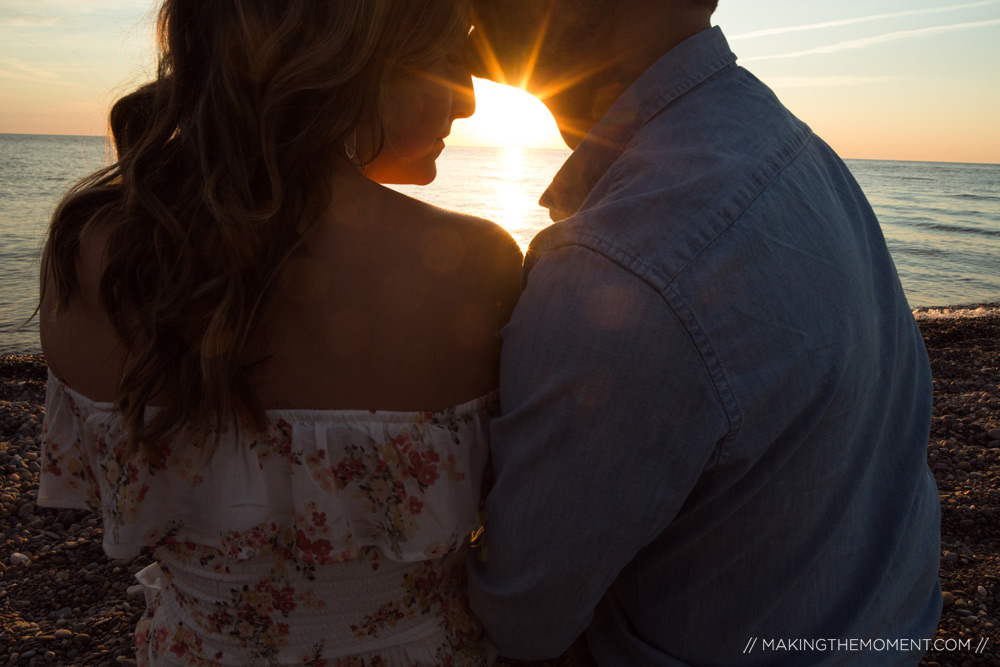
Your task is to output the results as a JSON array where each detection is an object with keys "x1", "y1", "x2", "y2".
[{"x1": 372, "y1": 164, "x2": 437, "y2": 186}]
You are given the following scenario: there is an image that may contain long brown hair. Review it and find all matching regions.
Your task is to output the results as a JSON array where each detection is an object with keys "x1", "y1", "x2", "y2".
[{"x1": 43, "y1": 0, "x2": 469, "y2": 455}]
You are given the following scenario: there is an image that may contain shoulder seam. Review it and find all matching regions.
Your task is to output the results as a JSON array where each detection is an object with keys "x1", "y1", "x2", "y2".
[{"x1": 526, "y1": 242, "x2": 739, "y2": 466}]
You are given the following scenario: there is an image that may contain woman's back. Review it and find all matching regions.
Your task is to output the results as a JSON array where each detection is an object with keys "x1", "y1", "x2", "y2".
[
  {"x1": 40, "y1": 169, "x2": 521, "y2": 666},
  {"x1": 37, "y1": 0, "x2": 523, "y2": 663},
  {"x1": 41, "y1": 171, "x2": 521, "y2": 413}
]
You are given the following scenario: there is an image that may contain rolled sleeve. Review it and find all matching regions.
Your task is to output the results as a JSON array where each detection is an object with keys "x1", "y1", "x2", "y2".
[{"x1": 468, "y1": 244, "x2": 730, "y2": 658}]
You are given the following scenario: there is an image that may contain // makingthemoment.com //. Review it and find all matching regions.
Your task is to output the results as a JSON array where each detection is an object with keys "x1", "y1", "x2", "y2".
[{"x1": 743, "y1": 637, "x2": 991, "y2": 655}]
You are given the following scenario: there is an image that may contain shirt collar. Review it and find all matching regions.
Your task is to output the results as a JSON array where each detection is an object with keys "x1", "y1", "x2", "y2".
[{"x1": 540, "y1": 26, "x2": 737, "y2": 221}]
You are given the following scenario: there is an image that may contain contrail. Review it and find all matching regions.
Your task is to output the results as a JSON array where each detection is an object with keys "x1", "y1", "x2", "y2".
[
  {"x1": 765, "y1": 75, "x2": 892, "y2": 88},
  {"x1": 731, "y1": 0, "x2": 999, "y2": 40},
  {"x1": 743, "y1": 18, "x2": 1000, "y2": 62}
]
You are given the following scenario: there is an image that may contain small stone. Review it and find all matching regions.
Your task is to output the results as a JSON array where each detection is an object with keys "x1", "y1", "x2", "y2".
[
  {"x1": 73, "y1": 634, "x2": 91, "y2": 646},
  {"x1": 957, "y1": 461, "x2": 972, "y2": 471},
  {"x1": 43, "y1": 651, "x2": 55, "y2": 662},
  {"x1": 978, "y1": 585, "x2": 989, "y2": 597},
  {"x1": 20, "y1": 651, "x2": 36, "y2": 660},
  {"x1": 9, "y1": 552, "x2": 29, "y2": 565},
  {"x1": 943, "y1": 591, "x2": 955, "y2": 606},
  {"x1": 53, "y1": 629, "x2": 72, "y2": 639},
  {"x1": 987, "y1": 429, "x2": 1000, "y2": 440},
  {"x1": 961, "y1": 615, "x2": 976, "y2": 626},
  {"x1": 959, "y1": 519, "x2": 975, "y2": 529}
]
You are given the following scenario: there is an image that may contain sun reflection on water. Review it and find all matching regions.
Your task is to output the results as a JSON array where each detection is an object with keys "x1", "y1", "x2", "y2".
[
  {"x1": 495, "y1": 147, "x2": 534, "y2": 250},
  {"x1": 388, "y1": 145, "x2": 569, "y2": 253}
]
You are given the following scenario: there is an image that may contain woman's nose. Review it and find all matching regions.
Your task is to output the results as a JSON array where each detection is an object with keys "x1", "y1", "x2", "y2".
[{"x1": 452, "y1": 73, "x2": 476, "y2": 119}]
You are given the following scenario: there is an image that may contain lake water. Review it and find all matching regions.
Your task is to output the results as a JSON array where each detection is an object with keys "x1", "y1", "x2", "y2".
[{"x1": 1, "y1": 134, "x2": 998, "y2": 354}]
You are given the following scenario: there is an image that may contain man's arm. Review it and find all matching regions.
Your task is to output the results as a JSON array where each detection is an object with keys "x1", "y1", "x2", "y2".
[{"x1": 468, "y1": 244, "x2": 730, "y2": 658}]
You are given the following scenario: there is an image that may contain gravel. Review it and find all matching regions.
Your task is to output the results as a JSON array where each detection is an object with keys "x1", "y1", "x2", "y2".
[{"x1": 2, "y1": 307, "x2": 998, "y2": 666}]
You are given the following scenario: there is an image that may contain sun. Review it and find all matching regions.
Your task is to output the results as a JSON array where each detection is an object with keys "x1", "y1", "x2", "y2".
[{"x1": 448, "y1": 78, "x2": 566, "y2": 149}]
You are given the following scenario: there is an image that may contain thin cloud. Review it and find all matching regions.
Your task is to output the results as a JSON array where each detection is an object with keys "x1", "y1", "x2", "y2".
[
  {"x1": 743, "y1": 19, "x2": 1000, "y2": 62},
  {"x1": 0, "y1": 14, "x2": 85, "y2": 27},
  {"x1": 0, "y1": 56, "x2": 60, "y2": 80},
  {"x1": 766, "y1": 76, "x2": 893, "y2": 88},
  {"x1": 731, "y1": 1, "x2": 999, "y2": 40}
]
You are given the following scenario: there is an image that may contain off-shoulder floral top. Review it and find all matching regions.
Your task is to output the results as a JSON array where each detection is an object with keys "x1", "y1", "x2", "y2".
[{"x1": 38, "y1": 371, "x2": 497, "y2": 666}]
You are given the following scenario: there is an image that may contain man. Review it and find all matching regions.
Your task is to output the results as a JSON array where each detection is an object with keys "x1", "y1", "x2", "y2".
[{"x1": 466, "y1": 1, "x2": 941, "y2": 665}]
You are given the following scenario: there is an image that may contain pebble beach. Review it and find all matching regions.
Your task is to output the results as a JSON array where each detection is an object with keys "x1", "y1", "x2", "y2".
[{"x1": 2, "y1": 307, "x2": 999, "y2": 666}]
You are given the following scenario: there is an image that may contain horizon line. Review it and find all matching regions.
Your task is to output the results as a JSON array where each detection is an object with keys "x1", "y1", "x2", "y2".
[{"x1": 1, "y1": 132, "x2": 997, "y2": 166}]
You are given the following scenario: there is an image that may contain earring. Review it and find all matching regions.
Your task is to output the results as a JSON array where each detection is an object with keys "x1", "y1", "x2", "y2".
[{"x1": 344, "y1": 130, "x2": 357, "y2": 160}]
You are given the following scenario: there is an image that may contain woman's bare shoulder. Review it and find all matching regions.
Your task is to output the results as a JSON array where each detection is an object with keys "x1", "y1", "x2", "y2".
[
  {"x1": 397, "y1": 193, "x2": 523, "y2": 293},
  {"x1": 39, "y1": 221, "x2": 125, "y2": 399}
]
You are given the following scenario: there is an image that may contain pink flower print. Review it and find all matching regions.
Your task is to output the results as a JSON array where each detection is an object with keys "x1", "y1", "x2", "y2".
[
  {"x1": 296, "y1": 532, "x2": 334, "y2": 563},
  {"x1": 145, "y1": 443, "x2": 171, "y2": 472},
  {"x1": 305, "y1": 450, "x2": 326, "y2": 468},
  {"x1": 295, "y1": 588, "x2": 326, "y2": 610},
  {"x1": 442, "y1": 452, "x2": 466, "y2": 482},
  {"x1": 417, "y1": 464, "x2": 439, "y2": 487},
  {"x1": 408, "y1": 496, "x2": 424, "y2": 515},
  {"x1": 408, "y1": 451, "x2": 422, "y2": 470},
  {"x1": 256, "y1": 447, "x2": 273, "y2": 469},
  {"x1": 272, "y1": 586, "x2": 297, "y2": 615},
  {"x1": 207, "y1": 609, "x2": 234, "y2": 631},
  {"x1": 334, "y1": 458, "x2": 365, "y2": 487},
  {"x1": 424, "y1": 542, "x2": 448, "y2": 559},
  {"x1": 64, "y1": 476, "x2": 83, "y2": 494}
]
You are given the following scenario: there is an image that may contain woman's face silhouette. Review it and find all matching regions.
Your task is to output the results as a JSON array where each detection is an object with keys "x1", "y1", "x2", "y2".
[{"x1": 365, "y1": 48, "x2": 477, "y2": 186}]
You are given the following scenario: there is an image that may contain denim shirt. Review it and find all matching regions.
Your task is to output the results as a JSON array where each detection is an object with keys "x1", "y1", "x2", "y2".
[{"x1": 468, "y1": 27, "x2": 941, "y2": 666}]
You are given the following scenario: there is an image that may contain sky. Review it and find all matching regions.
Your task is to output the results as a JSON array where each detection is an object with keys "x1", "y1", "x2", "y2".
[{"x1": 1, "y1": 0, "x2": 998, "y2": 163}]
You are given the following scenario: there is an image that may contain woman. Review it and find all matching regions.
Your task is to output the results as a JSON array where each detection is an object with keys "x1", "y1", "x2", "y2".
[{"x1": 36, "y1": 0, "x2": 521, "y2": 664}]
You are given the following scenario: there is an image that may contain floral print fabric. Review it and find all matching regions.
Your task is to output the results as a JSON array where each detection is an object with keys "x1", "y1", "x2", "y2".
[{"x1": 38, "y1": 372, "x2": 496, "y2": 666}]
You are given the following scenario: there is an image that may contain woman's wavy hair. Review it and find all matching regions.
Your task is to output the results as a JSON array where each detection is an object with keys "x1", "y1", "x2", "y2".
[{"x1": 42, "y1": 0, "x2": 469, "y2": 456}]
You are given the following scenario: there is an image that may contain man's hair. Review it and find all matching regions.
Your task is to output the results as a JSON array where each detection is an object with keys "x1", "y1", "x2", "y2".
[{"x1": 689, "y1": 0, "x2": 719, "y2": 12}]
